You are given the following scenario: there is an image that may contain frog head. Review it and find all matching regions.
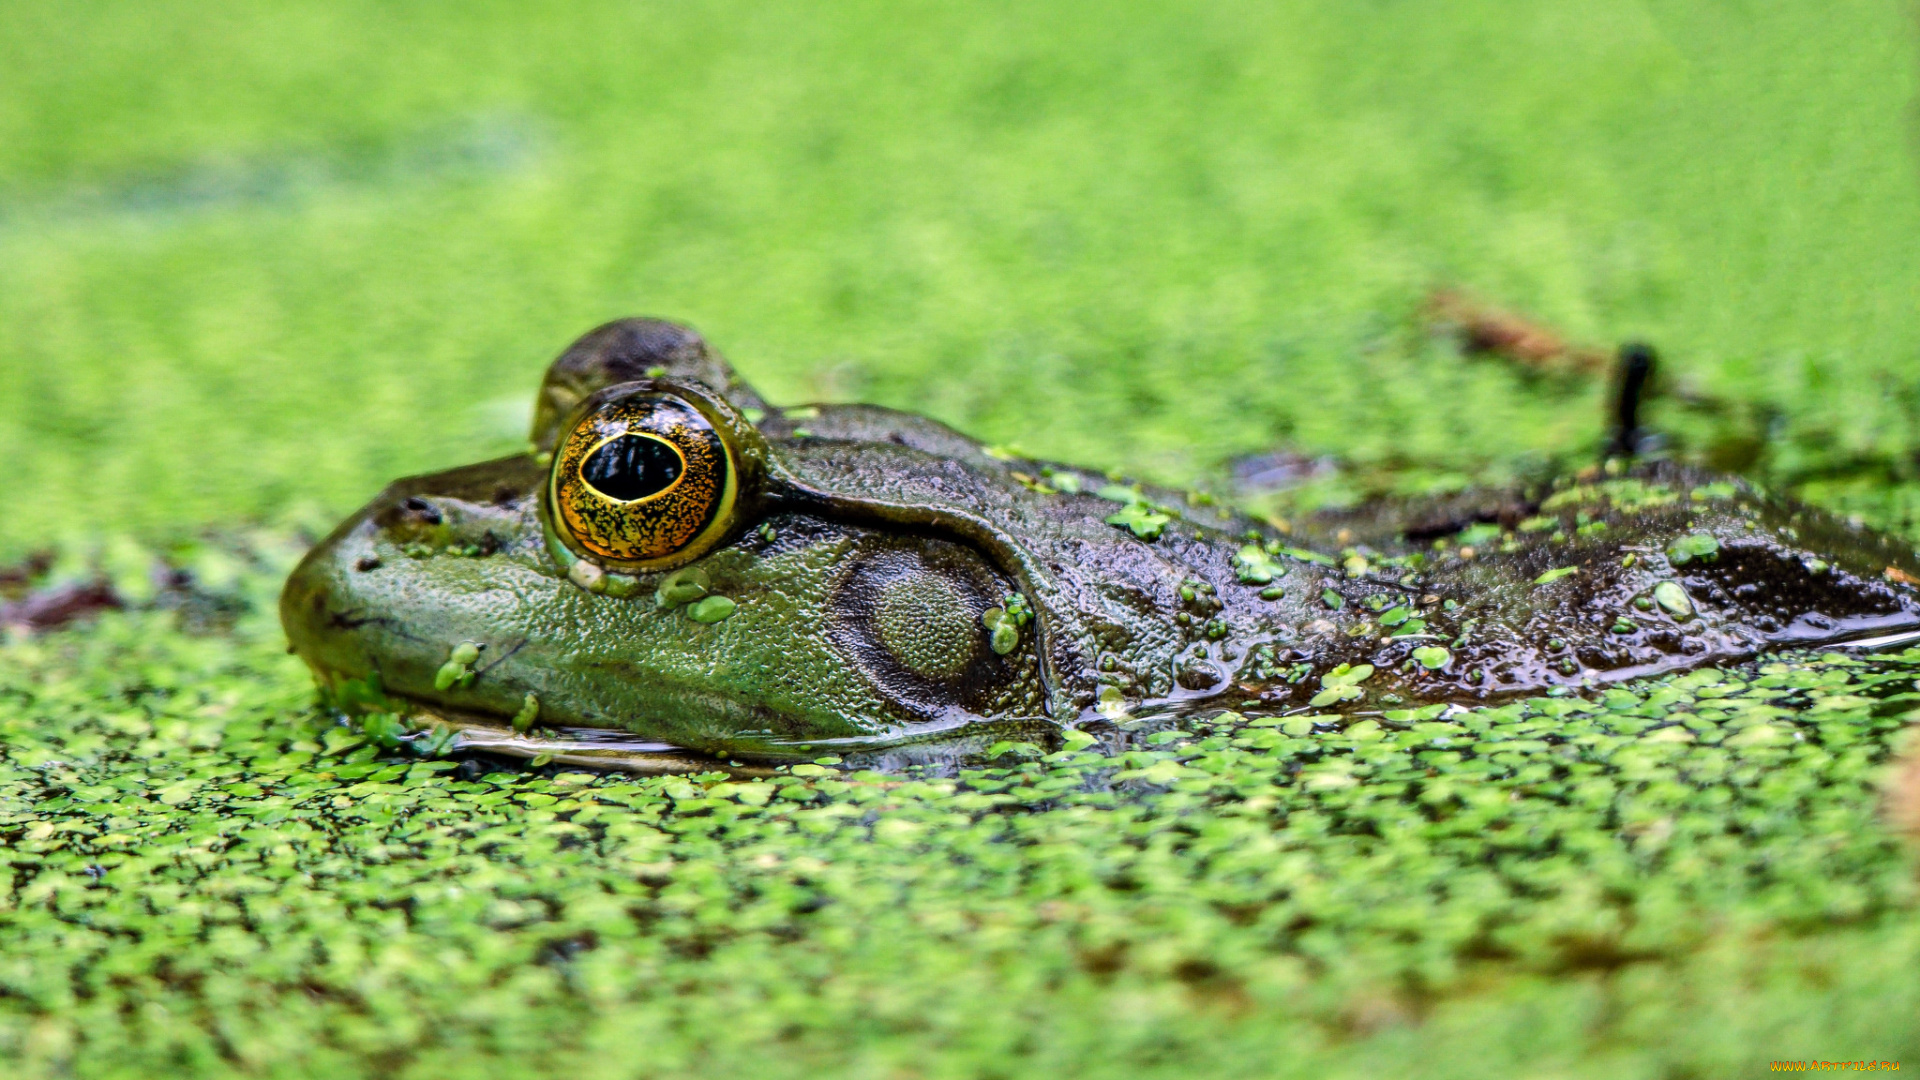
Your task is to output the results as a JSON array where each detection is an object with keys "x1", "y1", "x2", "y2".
[{"x1": 281, "y1": 319, "x2": 1240, "y2": 761}]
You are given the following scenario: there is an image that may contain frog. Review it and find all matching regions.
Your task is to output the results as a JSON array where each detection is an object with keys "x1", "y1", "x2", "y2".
[{"x1": 280, "y1": 318, "x2": 1920, "y2": 768}]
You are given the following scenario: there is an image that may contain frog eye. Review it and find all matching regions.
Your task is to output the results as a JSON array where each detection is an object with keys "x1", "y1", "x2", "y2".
[{"x1": 548, "y1": 387, "x2": 742, "y2": 570}]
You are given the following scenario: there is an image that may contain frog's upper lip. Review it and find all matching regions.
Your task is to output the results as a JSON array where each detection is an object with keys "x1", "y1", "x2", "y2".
[{"x1": 380, "y1": 696, "x2": 793, "y2": 776}]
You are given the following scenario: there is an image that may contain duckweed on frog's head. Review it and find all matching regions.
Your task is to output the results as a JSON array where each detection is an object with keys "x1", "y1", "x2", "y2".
[{"x1": 282, "y1": 319, "x2": 1920, "y2": 762}]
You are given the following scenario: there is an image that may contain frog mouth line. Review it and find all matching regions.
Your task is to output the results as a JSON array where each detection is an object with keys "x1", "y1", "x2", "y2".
[
  {"x1": 398, "y1": 702, "x2": 780, "y2": 776},
  {"x1": 1823, "y1": 626, "x2": 1920, "y2": 652},
  {"x1": 394, "y1": 693, "x2": 1058, "y2": 770}
]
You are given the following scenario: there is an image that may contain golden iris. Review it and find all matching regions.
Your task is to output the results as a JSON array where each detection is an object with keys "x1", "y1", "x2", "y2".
[{"x1": 549, "y1": 391, "x2": 738, "y2": 568}]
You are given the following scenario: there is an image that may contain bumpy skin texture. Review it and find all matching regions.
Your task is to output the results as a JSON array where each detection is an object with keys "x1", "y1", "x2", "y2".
[{"x1": 281, "y1": 319, "x2": 1920, "y2": 760}]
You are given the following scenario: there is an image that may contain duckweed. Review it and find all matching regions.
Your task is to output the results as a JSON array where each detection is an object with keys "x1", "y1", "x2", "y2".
[
  {"x1": 1666, "y1": 532, "x2": 1722, "y2": 566},
  {"x1": 1232, "y1": 544, "x2": 1285, "y2": 585},
  {"x1": 510, "y1": 693, "x2": 540, "y2": 734},
  {"x1": 2, "y1": 554, "x2": 1920, "y2": 1077},
  {"x1": 433, "y1": 643, "x2": 481, "y2": 691},
  {"x1": 654, "y1": 567, "x2": 711, "y2": 609},
  {"x1": 1103, "y1": 501, "x2": 1172, "y2": 541},
  {"x1": 685, "y1": 595, "x2": 737, "y2": 623},
  {"x1": 1654, "y1": 580, "x2": 1695, "y2": 618}
]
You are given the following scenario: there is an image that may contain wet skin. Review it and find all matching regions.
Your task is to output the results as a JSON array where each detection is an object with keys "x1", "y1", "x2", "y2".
[{"x1": 281, "y1": 319, "x2": 1920, "y2": 762}]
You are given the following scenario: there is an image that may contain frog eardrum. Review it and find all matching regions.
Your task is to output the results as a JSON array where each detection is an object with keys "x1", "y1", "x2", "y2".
[{"x1": 546, "y1": 381, "x2": 752, "y2": 571}]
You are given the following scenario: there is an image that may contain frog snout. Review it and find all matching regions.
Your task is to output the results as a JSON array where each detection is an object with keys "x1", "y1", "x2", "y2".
[
  {"x1": 280, "y1": 513, "x2": 385, "y2": 687},
  {"x1": 279, "y1": 467, "x2": 534, "y2": 690}
]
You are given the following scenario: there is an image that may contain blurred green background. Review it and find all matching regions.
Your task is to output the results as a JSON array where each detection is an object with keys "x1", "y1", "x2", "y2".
[{"x1": 6, "y1": 0, "x2": 1920, "y2": 553}]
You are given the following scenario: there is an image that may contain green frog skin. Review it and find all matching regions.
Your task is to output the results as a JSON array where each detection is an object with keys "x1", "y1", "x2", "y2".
[{"x1": 280, "y1": 318, "x2": 1920, "y2": 763}]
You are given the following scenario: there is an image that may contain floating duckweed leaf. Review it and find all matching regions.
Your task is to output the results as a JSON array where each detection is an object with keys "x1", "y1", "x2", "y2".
[
  {"x1": 1233, "y1": 544, "x2": 1284, "y2": 584},
  {"x1": 1542, "y1": 478, "x2": 1680, "y2": 513},
  {"x1": 1059, "y1": 728, "x2": 1098, "y2": 752},
  {"x1": 1379, "y1": 605, "x2": 1410, "y2": 627},
  {"x1": 433, "y1": 659, "x2": 473, "y2": 691},
  {"x1": 1278, "y1": 546, "x2": 1337, "y2": 566},
  {"x1": 1105, "y1": 502, "x2": 1171, "y2": 541},
  {"x1": 686, "y1": 595, "x2": 737, "y2": 623},
  {"x1": 358, "y1": 711, "x2": 407, "y2": 748},
  {"x1": 1390, "y1": 618, "x2": 1427, "y2": 636},
  {"x1": 319, "y1": 727, "x2": 364, "y2": 756},
  {"x1": 1534, "y1": 566, "x2": 1579, "y2": 585},
  {"x1": 1726, "y1": 723, "x2": 1784, "y2": 747},
  {"x1": 1002, "y1": 593, "x2": 1034, "y2": 626},
  {"x1": 990, "y1": 620, "x2": 1020, "y2": 655},
  {"x1": 1321, "y1": 588, "x2": 1345, "y2": 610},
  {"x1": 1666, "y1": 532, "x2": 1721, "y2": 566},
  {"x1": 1654, "y1": 580, "x2": 1694, "y2": 618},
  {"x1": 984, "y1": 740, "x2": 1041, "y2": 759},
  {"x1": 1411, "y1": 645, "x2": 1452, "y2": 669},
  {"x1": 1041, "y1": 468, "x2": 1083, "y2": 495},
  {"x1": 984, "y1": 603, "x2": 1026, "y2": 653},
  {"x1": 1322, "y1": 663, "x2": 1373, "y2": 688},
  {"x1": 1115, "y1": 758, "x2": 1208, "y2": 784},
  {"x1": 1009, "y1": 471, "x2": 1056, "y2": 494},
  {"x1": 510, "y1": 693, "x2": 540, "y2": 733},
  {"x1": 155, "y1": 780, "x2": 203, "y2": 805}
]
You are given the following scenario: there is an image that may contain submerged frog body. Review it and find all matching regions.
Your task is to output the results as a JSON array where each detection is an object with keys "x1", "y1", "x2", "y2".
[{"x1": 281, "y1": 319, "x2": 1920, "y2": 764}]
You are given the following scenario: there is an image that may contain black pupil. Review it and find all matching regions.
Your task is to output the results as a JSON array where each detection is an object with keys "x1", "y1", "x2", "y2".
[{"x1": 581, "y1": 434, "x2": 683, "y2": 502}]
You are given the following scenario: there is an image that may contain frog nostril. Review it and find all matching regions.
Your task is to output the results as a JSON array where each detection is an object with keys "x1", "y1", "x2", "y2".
[{"x1": 399, "y1": 497, "x2": 443, "y2": 526}]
